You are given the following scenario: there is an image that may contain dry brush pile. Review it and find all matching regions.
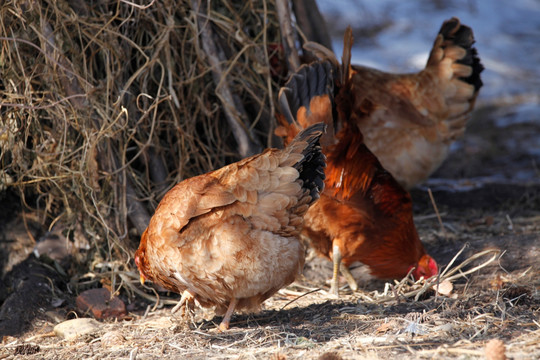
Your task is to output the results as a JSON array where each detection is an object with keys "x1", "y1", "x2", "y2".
[{"x1": 0, "y1": 0, "x2": 292, "y2": 279}]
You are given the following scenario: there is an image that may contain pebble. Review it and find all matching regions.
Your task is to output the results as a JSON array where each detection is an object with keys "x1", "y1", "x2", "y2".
[
  {"x1": 53, "y1": 318, "x2": 101, "y2": 340},
  {"x1": 434, "y1": 279, "x2": 453, "y2": 296}
]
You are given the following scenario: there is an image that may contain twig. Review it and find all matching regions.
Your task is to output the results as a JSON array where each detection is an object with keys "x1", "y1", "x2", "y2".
[
  {"x1": 279, "y1": 288, "x2": 322, "y2": 310},
  {"x1": 291, "y1": 0, "x2": 333, "y2": 51},
  {"x1": 121, "y1": 0, "x2": 156, "y2": 10},
  {"x1": 428, "y1": 188, "x2": 445, "y2": 233},
  {"x1": 275, "y1": 0, "x2": 300, "y2": 72},
  {"x1": 191, "y1": 0, "x2": 262, "y2": 158}
]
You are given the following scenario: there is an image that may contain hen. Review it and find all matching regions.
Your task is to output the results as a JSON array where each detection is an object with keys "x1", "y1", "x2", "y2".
[
  {"x1": 305, "y1": 17, "x2": 483, "y2": 189},
  {"x1": 277, "y1": 61, "x2": 438, "y2": 296},
  {"x1": 135, "y1": 122, "x2": 326, "y2": 330}
]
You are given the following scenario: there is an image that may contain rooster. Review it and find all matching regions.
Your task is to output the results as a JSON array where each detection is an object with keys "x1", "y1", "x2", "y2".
[
  {"x1": 304, "y1": 17, "x2": 483, "y2": 188},
  {"x1": 277, "y1": 61, "x2": 438, "y2": 296},
  {"x1": 135, "y1": 122, "x2": 326, "y2": 330}
]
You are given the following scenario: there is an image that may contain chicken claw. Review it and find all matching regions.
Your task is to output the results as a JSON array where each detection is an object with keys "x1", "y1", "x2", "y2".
[
  {"x1": 171, "y1": 289, "x2": 196, "y2": 315},
  {"x1": 340, "y1": 264, "x2": 358, "y2": 292}
]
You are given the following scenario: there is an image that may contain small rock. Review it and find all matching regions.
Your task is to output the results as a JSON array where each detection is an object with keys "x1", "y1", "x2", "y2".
[
  {"x1": 54, "y1": 318, "x2": 101, "y2": 340},
  {"x1": 434, "y1": 323, "x2": 454, "y2": 333},
  {"x1": 76, "y1": 288, "x2": 127, "y2": 319},
  {"x1": 434, "y1": 279, "x2": 453, "y2": 296},
  {"x1": 319, "y1": 352, "x2": 343, "y2": 360},
  {"x1": 101, "y1": 330, "x2": 125, "y2": 349}
]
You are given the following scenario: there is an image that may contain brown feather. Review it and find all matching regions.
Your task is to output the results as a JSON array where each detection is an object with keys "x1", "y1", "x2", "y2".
[
  {"x1": 276, "y1": 60, "x2": 439, "y2": 292},
  {"x1": 135, "y1": 123, "x2": 326, "y2": 324}
]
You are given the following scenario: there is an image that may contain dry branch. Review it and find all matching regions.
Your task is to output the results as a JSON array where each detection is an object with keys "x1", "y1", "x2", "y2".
[
  {"x1": 276, "y1": 0, "x2": 301, "y2": 72},
  {"x1": 191, "y1": 0, "x2": 262, "y2": 158},
  {"x1": 292, "y1": 0, "x2": 333, "y2": 51}
]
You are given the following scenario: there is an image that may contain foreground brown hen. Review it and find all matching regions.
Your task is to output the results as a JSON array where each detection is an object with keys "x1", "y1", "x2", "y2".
[
  {"x1": 305, "y1": 17, "x2": 483, "y2": 188},
  {"x1": 135, "y1": 123, "x2": 326, "y2": 330},
  {"x1": 277, "y1": 61, "x2": 437, "y2": 296}
]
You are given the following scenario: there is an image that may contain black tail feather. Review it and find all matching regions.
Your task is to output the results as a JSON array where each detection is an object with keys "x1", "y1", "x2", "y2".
[
  {"x1": 439, "y1": 17, "x2": 484, "y2": 91},
  {"x1": 289, "y1": 123, "x2": 327, "y2": 202},
  {"x1": 278, "y1": 61, "x2": 334, "y2": 125}
]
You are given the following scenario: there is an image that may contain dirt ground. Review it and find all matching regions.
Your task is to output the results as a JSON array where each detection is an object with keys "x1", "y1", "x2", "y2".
[{"x1": 1, "y1": 104, "x2": 539, "y2": 359}]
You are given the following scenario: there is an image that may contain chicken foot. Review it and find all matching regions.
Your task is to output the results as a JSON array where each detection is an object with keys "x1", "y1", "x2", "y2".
[
  {"x1": 218, "y1": 297, "x2": 238, "y2": 331},
  {"x1": 171, "y1": 289, "x2": 196, "y2": 315}
]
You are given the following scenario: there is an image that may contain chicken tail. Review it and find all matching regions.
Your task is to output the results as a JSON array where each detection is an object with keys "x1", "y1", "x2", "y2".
[
  {"x1": 286, "y1": 123, "x2": 327, "y2": 202},
  {"x1": 426, "y1": 17, "x2": 484, "y2": 121},
  {"x1": 277, "y1": 61, "x2": 336, "y2": 146},
  {"x1": 303, "y1": 26, "x2": 352, "y2": 87}
]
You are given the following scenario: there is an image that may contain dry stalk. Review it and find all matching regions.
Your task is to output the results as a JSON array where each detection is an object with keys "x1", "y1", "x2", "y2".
[
  {"x1": 368, "y1": 247, "x2": 501, "y2": 304},
  {"x1": 191, "y1": 0, "x2": 262, "y2": 158}
]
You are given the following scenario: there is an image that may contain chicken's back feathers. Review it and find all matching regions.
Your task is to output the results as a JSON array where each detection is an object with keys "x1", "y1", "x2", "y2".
[
  {"x1": 135, "y1": 123, "x2": 326, "y2": 315},
  {"x1": 290, "y1": 122, "x2": 327, "y2": 202}
]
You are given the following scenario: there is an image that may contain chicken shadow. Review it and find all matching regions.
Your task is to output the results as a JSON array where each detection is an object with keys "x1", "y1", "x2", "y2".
[{"x1": 193, "y1": 298, "x2": 437, "y2": 342}]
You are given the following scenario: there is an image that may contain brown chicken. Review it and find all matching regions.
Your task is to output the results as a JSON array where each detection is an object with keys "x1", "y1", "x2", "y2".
[
  {"x1": 135, "y1": 122, "x2": 326, "y2": 330},
  {"x1": 304, "y1": 17, "x2": 483, "y2": 189},
  {"x1": 277, "y1": 61, "x2": 438, "y2": 296}
]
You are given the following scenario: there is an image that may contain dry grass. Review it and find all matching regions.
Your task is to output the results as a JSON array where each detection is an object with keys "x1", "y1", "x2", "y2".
[{"x1": 1, "y1": 0, "x2": 284, "y2": 277}]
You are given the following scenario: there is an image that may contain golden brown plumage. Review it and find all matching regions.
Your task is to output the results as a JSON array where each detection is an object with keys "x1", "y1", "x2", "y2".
[
  {"x1": 277, "y1": 61, "x2": 438, "y2": 296},
  {"x1": 305, "y1": 17, "x2": 483, "y2": 189},
  {"x1": 135, "y1": 123, "x2": 326, "y2": 330}
]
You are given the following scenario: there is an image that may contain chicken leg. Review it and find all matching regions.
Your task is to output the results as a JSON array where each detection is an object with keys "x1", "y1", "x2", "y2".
[
  {"x1": 340, "y1": 263, "x2": 358, "y2": 292},
  {"x1": 330, "y1": 244, "x2": 341, "y2": 296},
  {"x1": 218, "y1": 297, "x2": 238, "y2": 331}
]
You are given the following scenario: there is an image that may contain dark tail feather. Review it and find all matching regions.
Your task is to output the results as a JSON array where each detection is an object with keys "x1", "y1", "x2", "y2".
[
  {"x1": 289, "y1": 123, "x2": 327, "y2": 202},
  {"x1": 437, "y1": 17, "x2": 484, "y2": 91},
  {"x1": 278, "y1": 61, "x2": 336, "y2": 145}
]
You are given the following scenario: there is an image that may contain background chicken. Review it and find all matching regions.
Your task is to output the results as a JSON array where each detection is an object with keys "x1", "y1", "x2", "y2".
[
  {"x1": 277, "y1": 61, "x2": 438, "y2": 296},
  {"x1": 305, "y1": 17, "x2": 484, "y2": 189},
  {"x1": 135, "y1": 122, "x2": 326, "y2": 330}
]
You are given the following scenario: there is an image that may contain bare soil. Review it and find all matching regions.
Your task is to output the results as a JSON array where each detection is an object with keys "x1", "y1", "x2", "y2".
[{"x1": 1, "y1": 105, "x2": 539, "y2": 359}]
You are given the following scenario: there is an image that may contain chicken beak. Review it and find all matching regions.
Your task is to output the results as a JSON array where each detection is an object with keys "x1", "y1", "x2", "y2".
[{"x1": 139, "y1": 274, "x2": 146, "y2": 286}]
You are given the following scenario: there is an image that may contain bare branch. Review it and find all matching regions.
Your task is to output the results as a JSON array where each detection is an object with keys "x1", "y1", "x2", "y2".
[
  {"x1": 275, "y1": 0, "x2": 301, "y2": 72},
  {"x1": 192, "y1": 0, "x2": 262, "y2": 158}
]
